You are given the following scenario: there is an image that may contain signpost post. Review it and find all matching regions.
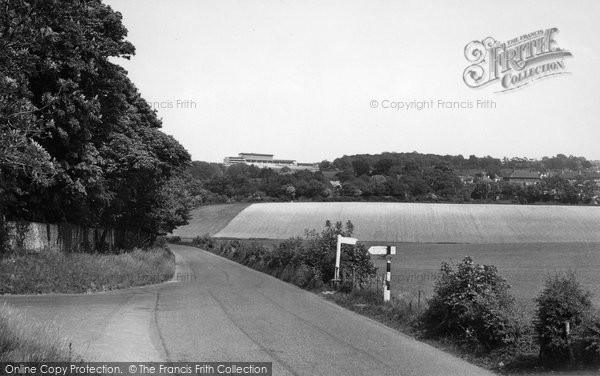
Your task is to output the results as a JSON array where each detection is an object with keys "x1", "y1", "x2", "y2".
[
  {"x1": 384, "y1": 246, "x2": 392, "y2": 302},
  {"x1": 333, "y1": 234, "x2": 358, "y2": 287},
  {"x1": 368, "y1": 245, "x2": 395, "y2": 302}
]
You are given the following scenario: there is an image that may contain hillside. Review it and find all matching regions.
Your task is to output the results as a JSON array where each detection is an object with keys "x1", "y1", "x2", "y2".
[
  {"x1": 171, "y1": 203, "x2": 250, "y2": 239},
  {"x1": 213, "y1": 202, "x2": 600, "y2": 243}
]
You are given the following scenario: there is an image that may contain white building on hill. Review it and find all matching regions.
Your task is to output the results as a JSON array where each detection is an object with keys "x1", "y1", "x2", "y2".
[{"x1": 224, "y1": 152, "x2": 319, "y2": 171}]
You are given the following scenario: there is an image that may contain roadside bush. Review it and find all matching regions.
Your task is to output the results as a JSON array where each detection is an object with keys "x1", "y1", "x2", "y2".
[
  {"x1": 420, "y1": 256, "x2": 518, "y2": 352},
  {"x1": 279, "y1": 263, "x2": 295, "y2": 283},
  {"x1": 303, "y1": 220, "x2": 376, "y2": 285},
  {"x1": 192, "y1": 234, "x2": 214, "y2": 249},
  {"x1": 573, "y1": 311, "x2": 600, "y2": 365},
  {"x1": 196, "y1": 220, "x2": 376, "y2": 291},
  {"x1": 291, "y1": 264, "x2": 316, "y2": 288},
  {"x1": 167, "y1": 235, "x2": 181, "y2": 243},
  {"x1": 268, "y1": 237, "x2": 303, "y2": 270},
  {"x1": 240, "y1": 242, "x2": 269, "y2": 268},
  {"x1": 535, "y1": 272, "x2": 593, "y2": 367},
  {"x1": 153, "y1": 236, "x2": 167, "y2": 247}
]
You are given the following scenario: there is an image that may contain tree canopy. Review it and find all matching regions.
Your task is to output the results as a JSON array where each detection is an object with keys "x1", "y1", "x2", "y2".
[{"x1": 0, "y1": 0, "x2": 192, "y2": 243}]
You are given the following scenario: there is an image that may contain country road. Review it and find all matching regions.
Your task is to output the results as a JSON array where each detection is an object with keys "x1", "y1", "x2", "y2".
[{"x1": 2, "y1": 244, "x2": 495, "y2": 376}]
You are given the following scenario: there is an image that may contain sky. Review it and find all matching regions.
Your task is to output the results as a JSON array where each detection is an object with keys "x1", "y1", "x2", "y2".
[{"x1": 105, "y1": 0, "x2": 600, "y2": 163}]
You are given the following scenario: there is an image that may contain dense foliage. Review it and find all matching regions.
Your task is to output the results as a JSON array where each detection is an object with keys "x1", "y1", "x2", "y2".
[
  {"x1": 0, "y1": 0, "x2": 193, "y2": 246},
  {"x1": 187, "y1": 153, "x2": 598, "y2": 205},
  {"x1": 191, "y1": 220, "x2": 376, "y2": 289},
  {"x1": 420, "y1": 257, "x2": 520, "y2": 352},
  {"x1": 535, "y1": 272, "x2": 600, "y2": 367}
]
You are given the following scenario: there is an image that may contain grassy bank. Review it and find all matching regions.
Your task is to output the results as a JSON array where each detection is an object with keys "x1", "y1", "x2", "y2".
[
  {"x1": 0, "y1": 301, "x2": 74, "y2": 361},
  {"x1": 0, "y1": 247, "x2": 175, "y2": 294}
]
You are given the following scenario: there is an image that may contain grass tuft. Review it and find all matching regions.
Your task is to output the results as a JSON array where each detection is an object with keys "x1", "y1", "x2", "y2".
[
  {"x1": 325, "y1": 288, "x2": 422, "y2": 334},
  {"x1": 0, "y1": 301, "x2": 74, "y2": 361}
]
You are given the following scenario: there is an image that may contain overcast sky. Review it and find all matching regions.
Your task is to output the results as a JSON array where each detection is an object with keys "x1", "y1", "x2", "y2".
[{"x1": 105, "y1": 0, "x2": 600, "y2": 163}]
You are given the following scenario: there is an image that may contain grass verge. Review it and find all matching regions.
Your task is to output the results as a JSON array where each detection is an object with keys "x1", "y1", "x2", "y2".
[
  {"x1": 323, "y1": 288, "x2": 542, "y2": 374},
  {"x1": 0, "y1": 247, "x2": 175, "y2": 294},
  {"x1": 324, "y1": 288, "x2": 421, "y2": 334},
  {"x1": 0, "y1": 301, "x2": 75, "y2": 361}
]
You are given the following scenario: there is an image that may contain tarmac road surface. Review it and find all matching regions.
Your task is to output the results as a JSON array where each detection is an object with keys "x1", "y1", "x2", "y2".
[{"x1": 2, "y1": 244, "x2": 495, "y2": 376}]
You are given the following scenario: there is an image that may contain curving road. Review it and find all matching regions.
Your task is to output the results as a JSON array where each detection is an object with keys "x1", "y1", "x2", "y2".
[{"x1": 2, "y1": 244, "x2": 495, "y2": 376}]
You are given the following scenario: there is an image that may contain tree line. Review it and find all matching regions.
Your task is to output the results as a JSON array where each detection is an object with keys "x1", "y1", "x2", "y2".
[
  {"x1": 187, "y1": 153, "x2": 598, "y2": 205},
  {"x1": 0, "y1": 0, "x2": 193, "y2": 246}
]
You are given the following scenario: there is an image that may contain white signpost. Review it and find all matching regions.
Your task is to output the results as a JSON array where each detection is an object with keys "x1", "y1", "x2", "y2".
[
  {"x1": 334, "y1": 234, "x2": 358, "y2": 284},
  {"x1": 367, "y1": 245, "x2": 396, "y2": 255}
]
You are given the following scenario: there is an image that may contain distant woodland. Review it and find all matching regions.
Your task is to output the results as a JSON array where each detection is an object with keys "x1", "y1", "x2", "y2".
[{"x1": 185, "y1": 153, "x2": 600, "y2": 205}]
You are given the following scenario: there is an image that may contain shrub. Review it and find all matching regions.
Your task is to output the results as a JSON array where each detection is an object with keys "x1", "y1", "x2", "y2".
[
  {"x1": 302, "y1": 220, "x2": 376, "y2": 285},
  {"x1": 268, "y1": 237, "x2": 303, "y2": 270},
  {"x1": 153, "y1": 235, "x2": 168, "y2": 247},
  {"x1": 535, "y1": 272, "x2": 593, "y2": 367},
  {"x1": 195, "y1": 220, "x2": 376, "y2": 292},
  {"x1": 291, "y1": 264, "x2": 314, "y2": 288},
  {"x1": 167, "y1": 235, "x2": 181, "y2": 243},
  {"x1": 573, "y1": 311, "x2": 600, "y2": 365},
  {"x1": 420, "y1": 256, "x2": 517, "y2": 352},
  {"x1": 192, "y1": 234, "x2": 214, "y2": 249},
  {"x1": 240, "y1": 242, "x2": 269, "y2": 267}
]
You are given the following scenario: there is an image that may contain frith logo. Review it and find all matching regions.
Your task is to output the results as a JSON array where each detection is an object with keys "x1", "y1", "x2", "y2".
[{"x1": 463, "y1": 28, "x2": 573, "y2": 92}]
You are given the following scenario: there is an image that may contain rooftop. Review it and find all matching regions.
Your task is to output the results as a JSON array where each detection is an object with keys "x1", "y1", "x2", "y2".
[
  {"x1": 510, "y1": 170, "x2": 540, "y2": 179},
  {"x1": 239, "y1": 153, "x2": 274, "y2": 157}
]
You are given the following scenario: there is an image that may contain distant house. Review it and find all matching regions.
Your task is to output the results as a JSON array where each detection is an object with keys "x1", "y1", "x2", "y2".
[
  {"x1": 456, "y1": 169, "x2": 485, "y2": 185},
  {"x1": 558, "y1": 170, "x2": 580, "y2": 183},
  {"x1": 584, "y1": 170, "x2": 600, "y2": 185},
  {"x1": 504, "y1": 169, "x2": 541, "y2": 186},
  {"x1": 456, "y1": 171, "x2": 474, "y2": 184},
  {"x1": 546, "y1": 169, "x2": 600, "y2": 185},
  {"x1": 498, "y1": 168, "x2": 514, "y2": 180}
]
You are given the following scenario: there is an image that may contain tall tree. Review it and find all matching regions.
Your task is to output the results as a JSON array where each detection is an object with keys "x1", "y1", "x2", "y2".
[{"x1": 0, "y1": 0, "x2": 192, "y2": 244}]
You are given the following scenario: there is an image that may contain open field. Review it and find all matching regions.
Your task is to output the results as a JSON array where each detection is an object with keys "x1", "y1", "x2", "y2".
[
  {"x1": 214, "y1": 202, "x2": 600, "y2": 243},
  {"x1": 171, "y1": 203, "x2": 250, "y2": 239},
  {"x1": 370, "y1": 242, "x2": 600, "y2": 307}
]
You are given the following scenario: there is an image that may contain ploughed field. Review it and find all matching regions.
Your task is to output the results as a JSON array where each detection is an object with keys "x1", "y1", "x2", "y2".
[
  {"x1": 214, "y1": 202, "x2": 600, "y2": 243},
  {"x1": 172, "y1": 203, "x2": 250, "y2": 238},
  {"x1": 174, "y1": 202, "x2": 600, "y2": 305}
]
